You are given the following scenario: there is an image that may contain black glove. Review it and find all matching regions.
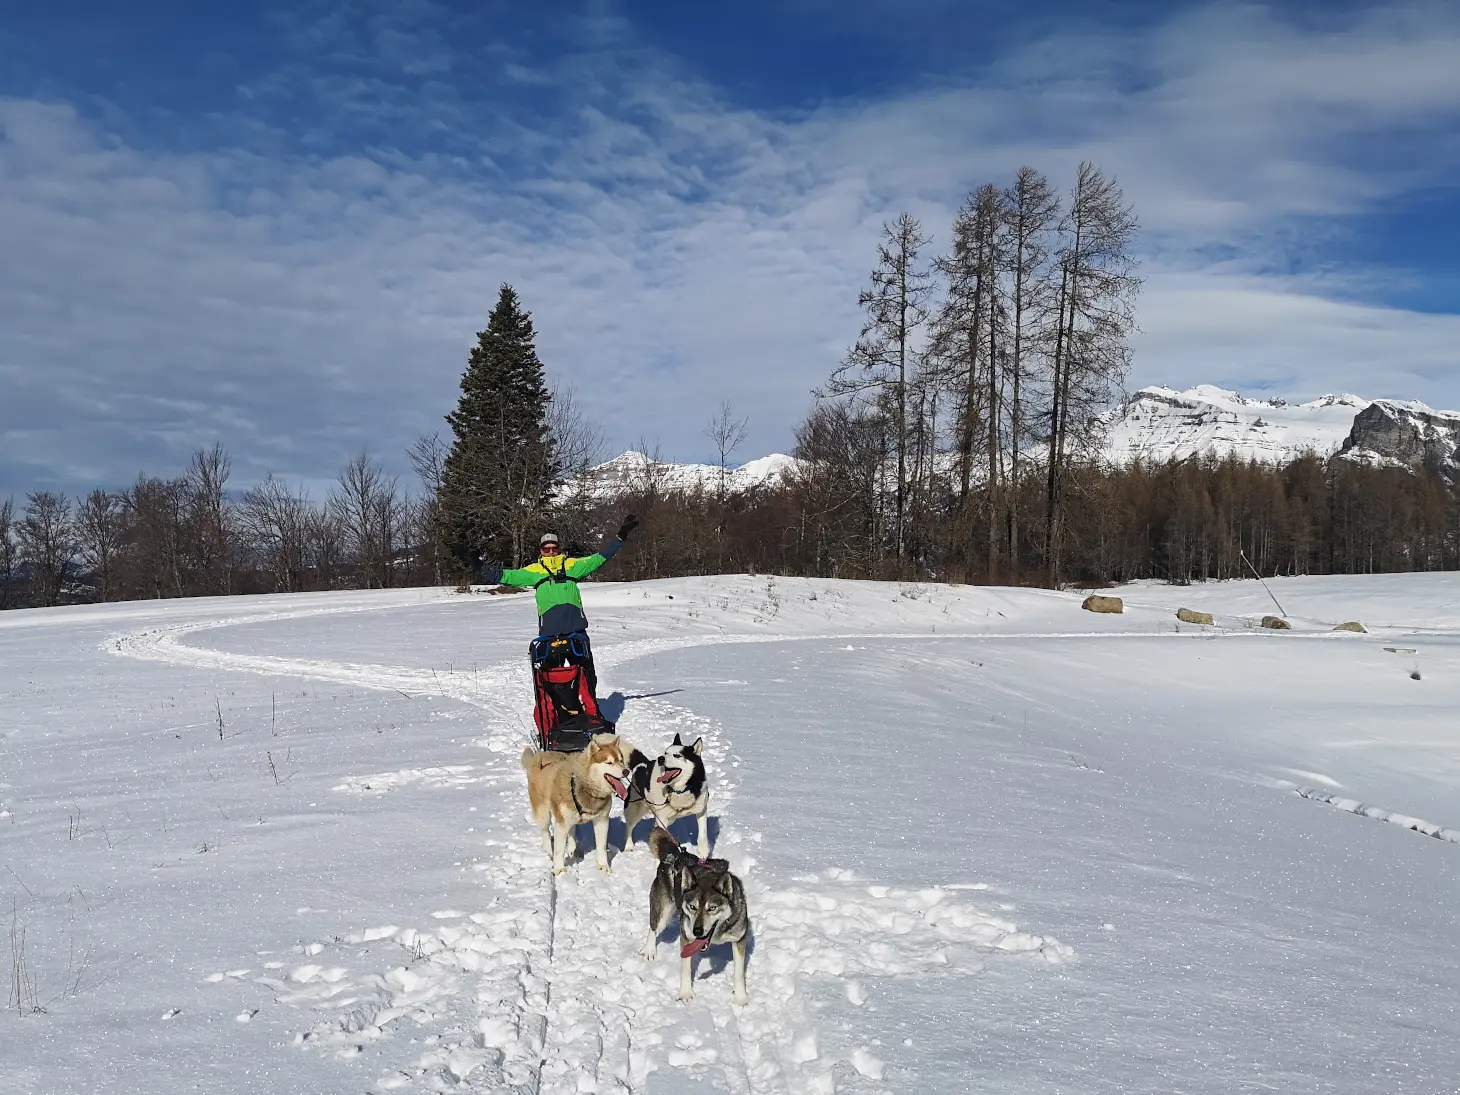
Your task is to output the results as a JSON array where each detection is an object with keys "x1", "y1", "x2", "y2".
[
  {"x1": 616, "y1": 514, "x2": 640, "y2": 541},
  {"x1": 477, "y1": 558, "x2": 504, "y2": 585}
]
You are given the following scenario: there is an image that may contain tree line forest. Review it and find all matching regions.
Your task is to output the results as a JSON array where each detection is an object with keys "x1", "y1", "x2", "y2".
[{"x1": 5, "y1": 163, "x2": 1459, "y2": 610}]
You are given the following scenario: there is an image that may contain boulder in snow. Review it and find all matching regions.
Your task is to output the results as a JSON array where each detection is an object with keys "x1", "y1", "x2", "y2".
[
  {"x1": 1082, "y1": 595, "x2": 1123, "y2": 614},
  {"x1": 1176, "y1": 607, "x2": 1214, "y2": 625},
  {"x1": 1261, "y1": 615, "x2": 1290, "y2": 630}
]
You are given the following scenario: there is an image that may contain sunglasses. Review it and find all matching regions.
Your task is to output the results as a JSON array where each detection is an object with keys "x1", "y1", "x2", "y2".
[{"x1": 540, "y1": 544, "x2": 561, "y2": 555}]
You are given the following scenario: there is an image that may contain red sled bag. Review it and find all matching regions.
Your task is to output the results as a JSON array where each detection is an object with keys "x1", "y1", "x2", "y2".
[
  {"x1": 532, "y1": 664, "x2": 610, "y2": 752},
  {"x1": 529, "y1": 633, "x2": 611, "y2": 752}
]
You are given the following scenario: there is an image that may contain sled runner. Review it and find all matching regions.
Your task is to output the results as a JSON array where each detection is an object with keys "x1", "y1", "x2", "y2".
[{"x1": 529, "y1": 632, "x2": 609, "y2": 752}]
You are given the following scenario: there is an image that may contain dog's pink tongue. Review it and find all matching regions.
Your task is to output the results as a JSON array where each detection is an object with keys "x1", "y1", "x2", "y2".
[
  {"x1": 657, "y1": 768, "x2": 682, "y2": 785},
  {"x1": 605, "y1": 774, "x2": 628, "y2": 800},
  {"x1": 680, "y1": 938, "x2": 709, "y2": 958}
]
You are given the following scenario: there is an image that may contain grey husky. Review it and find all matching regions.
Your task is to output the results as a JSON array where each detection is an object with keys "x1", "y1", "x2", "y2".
[
  {"x1": 640, "y1": 827, "x2": 749, "y2": 1005},
  {"x1": 624, "y1": 733, "x2": 711, "y2": 855}
]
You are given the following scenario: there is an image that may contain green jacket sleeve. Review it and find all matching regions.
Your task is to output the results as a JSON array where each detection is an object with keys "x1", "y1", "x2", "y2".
[
  {"x1": 565, "y1": 554, "x2": 606, "y2": 580},
  {"x1": 498, "y1": 565, "x2": 544, "y2": 587}
]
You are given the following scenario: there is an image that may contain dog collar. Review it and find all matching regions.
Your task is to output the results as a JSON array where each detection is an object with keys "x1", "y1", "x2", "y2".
[{"x1": 648, "y1": 783, "x2": 690, "y2": 808}]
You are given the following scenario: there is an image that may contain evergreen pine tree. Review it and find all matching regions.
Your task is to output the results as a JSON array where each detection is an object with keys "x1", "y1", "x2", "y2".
[{"x1": 438, "y1": 284, "x2": 560, "y2": 575}]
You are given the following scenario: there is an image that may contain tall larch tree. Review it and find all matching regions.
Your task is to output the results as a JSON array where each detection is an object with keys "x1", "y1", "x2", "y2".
[
  {"x1": 822, "y1": 213, "x2": 934, "y2": 563},
  {"x1": 999, "y1": 166, "x2": 1060, "y2": 578},
  {"x1": 1044, "y1": 162, "x2": 1141, "y2": 583}
]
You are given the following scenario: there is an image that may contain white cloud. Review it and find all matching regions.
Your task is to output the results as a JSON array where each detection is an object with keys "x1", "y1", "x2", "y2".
[{"x1": 1, "y1": 2, "x2": 1459, "y2": 498}]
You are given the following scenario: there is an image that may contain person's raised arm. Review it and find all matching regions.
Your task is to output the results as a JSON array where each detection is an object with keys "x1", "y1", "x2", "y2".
[
  {"x1": 478, "y1": 558, "x2": 541, "y2": 586},
  {"x1": 566, "y1": 514, "x2": 638, "y2": 577}
]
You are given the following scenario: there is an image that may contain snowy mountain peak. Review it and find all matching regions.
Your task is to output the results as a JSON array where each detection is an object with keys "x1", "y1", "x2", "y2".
[
  {"x1": 570, "y1": 386, "x2": 1460, "y2": 501},
  {"x1": 1105, "y1": 385, "x2": 1373, "y2": 465},
  {"x1": 566, "y1": 451, "x2": 798, "y2": 501},
  {"x1": 1300, "y1": 393, "x2": 1369, "y2": 411}
]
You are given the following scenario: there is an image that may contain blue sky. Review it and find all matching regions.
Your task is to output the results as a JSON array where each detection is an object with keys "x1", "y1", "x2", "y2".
[{"x1": 2, "y1": 0, "x2": 1459, "y2": 497}]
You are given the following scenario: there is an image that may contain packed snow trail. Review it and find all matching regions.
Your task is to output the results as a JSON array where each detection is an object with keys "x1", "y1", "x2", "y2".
[
  {"x1": 1294, "y1": 786, "x2": 1460, "y2": 845},
  {"x1": 110, "y1": 605, "x2": 1075, "y2": 1093}
]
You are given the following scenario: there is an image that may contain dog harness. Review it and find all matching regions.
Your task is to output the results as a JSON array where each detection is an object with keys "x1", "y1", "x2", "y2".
[{"x1": 569, "y1": 773, "x2": 587, "y2": 822}]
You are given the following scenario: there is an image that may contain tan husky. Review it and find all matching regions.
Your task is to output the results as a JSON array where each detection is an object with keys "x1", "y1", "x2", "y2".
[{"x1": 521, "y1": 733, "x2": 632, "y2": 875}]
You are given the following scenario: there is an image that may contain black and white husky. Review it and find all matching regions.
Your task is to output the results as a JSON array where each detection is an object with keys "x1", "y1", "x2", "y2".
[
  {"x1": 641, "y1": 827, "x2": 749, "y2": 1005},
  {"x1": 624, "y1": 733, "x2": 710, "y2": 855}
]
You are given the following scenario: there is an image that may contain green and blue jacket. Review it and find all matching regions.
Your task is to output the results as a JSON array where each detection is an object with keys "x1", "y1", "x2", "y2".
[{"x1": 480, "y1": 538, "x2": 624, "y2": 635}]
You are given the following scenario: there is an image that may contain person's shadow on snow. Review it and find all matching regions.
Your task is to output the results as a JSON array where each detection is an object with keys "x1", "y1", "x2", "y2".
[
  {"x1": 600, "y1": 691, "x2": 627, "y2": 723},
  {"x1": 599, "y1": 689, "x2": 685, "y2": 725}
]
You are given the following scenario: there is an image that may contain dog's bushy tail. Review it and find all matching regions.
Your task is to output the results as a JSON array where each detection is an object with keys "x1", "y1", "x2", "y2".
[
  {"x1": 649, "y1": 826, "x2": 680, "y2": 862},
  {"x1": 520, "y1": 747, "x2": 540, "y2": 772}
]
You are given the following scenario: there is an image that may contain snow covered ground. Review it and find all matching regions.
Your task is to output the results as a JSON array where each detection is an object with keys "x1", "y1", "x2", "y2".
[{"x1": 3, "y1": 573, "x2": 1460, "y2": 1093}]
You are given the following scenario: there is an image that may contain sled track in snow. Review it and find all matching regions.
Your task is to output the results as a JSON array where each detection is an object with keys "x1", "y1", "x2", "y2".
[
  {"x1": 1294, "y1": 786, "x2": 1460, "y2": 847},
  {"x1": 107, "y1": 599, "x2": 1282, "y2": 694},
  {"x1": 110, "y1": 606, "x2": 1078, "y2": 1093}
]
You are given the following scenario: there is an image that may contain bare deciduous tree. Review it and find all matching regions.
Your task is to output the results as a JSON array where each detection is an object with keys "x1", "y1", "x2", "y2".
[
  {"x1": 1044, "y1": 162, "x2": 1141, "y2": 582},
  {"x1": 306, "y1": 505, "x2": 348, "y2": 589},
  {"x1": 186, "y1": 444, "x2": 234, "y2": 596},
  {"x1": 0, "y1": 497, "x2": 19, "y2": 609},
  {"x1": 240, "y1": 475, "x2": 312, "y2": 593},
  {"x1": 705, "y1": 402, "x2": 748, "y2": 500},
  {"x1": 330, "y1": 450, "x2": 402, "y2": 589},
  {"x1": 823, "y1": 213, "x2": 934, "y2": 562},
  {"x1": 122, "y1": 475, "x2": 187, "y2": 599},
  {"x1": 705, "y1": 402, "x2": 749, "y2": 570},
  {"x1": 0, "y1": 502, "x2": 17, "y2": 613},
  {"x1": 550, "y1": 384, "x2": 605, "y2": 483},
  {"x1": 76, "y1": 490, "x2": 127, "y2": 602},
  {"x1": 408, "y1": 433, "x2": 449, "y2": 585},
  {"x1": 931, "y1": 185, "x2": 1005, "y2": 575},
  {"x1": 18, "y1": 491, "x2": 77, "y2": 607},
  {"x1": 1000, "y1": 167, "x2": 1061, "y2": 577}
]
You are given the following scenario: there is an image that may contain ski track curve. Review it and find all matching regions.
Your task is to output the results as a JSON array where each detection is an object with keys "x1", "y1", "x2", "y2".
[
  {"x1": 112, "y1": 607, "x2": 1077, "y2": 1093},
  {"x1": 1294, "y1": 786, "x2": 1460, "y2": 846}
]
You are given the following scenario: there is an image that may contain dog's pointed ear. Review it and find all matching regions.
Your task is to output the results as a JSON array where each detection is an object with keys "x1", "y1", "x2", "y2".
[
  {"x1": 696, "y1": 858, "x2": 730, "y2": 882},
  {"x1": 671, "y1": 733, "x2": 682, "y2": 746},
  {"x1": 690, "y1": 737, "x2": 703, "y2": 756}
]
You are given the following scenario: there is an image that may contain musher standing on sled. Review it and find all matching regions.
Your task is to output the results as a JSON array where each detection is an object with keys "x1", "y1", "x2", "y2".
[{"x1": 477, "y1": 514, "x2": 639, "y2": 696}]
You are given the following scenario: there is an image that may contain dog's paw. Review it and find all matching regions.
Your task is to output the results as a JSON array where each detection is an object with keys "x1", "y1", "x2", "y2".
[
  {"x1": 639, "y1": 944, "x2": 657, "y2": 961},
  {"x1": 676, "y1": 988, "x2": 695, "y2": 1003},
  {"x1": 552, "y1": 866, "x2": 567, "y2": 876},
  {"x1": 598, "y1": 863, "x2": 612, "y2": 873},
  {"x1": 733, "y1": 990, "x2": 749, "y2": 1006}
]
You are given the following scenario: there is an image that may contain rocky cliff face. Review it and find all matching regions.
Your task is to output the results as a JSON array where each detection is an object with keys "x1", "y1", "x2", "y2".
[{"x1": 1339, "y1": 400, "x2": 1460, "y2": 475}]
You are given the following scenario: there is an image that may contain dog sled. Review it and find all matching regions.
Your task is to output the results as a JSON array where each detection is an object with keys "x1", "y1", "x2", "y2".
[{"x1": 529, "y1": 631, "x2": 610, "y2": 752}]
